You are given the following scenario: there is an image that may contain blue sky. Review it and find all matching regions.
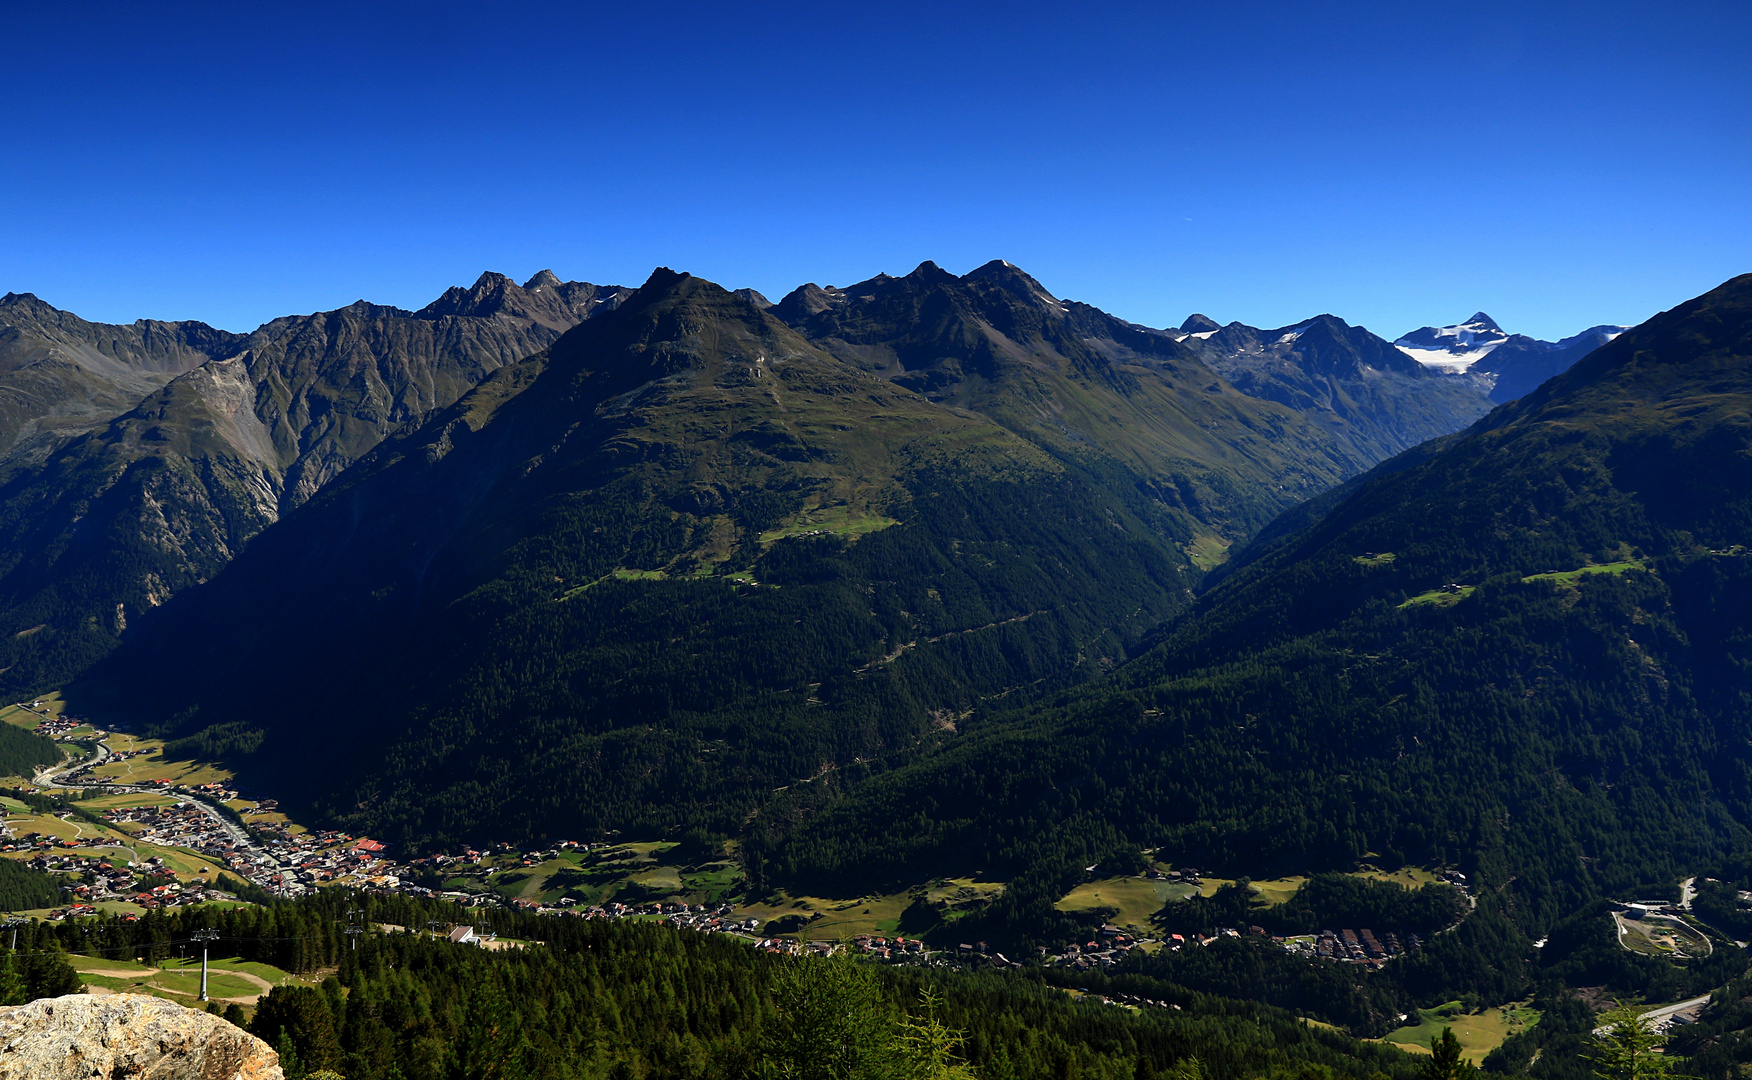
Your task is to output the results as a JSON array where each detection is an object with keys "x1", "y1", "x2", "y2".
[{"x1": 2, "y1": 1, "x2": 1747, "y2": 340}]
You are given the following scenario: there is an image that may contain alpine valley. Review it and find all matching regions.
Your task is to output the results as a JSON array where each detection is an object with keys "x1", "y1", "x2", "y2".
[{"x1": 4, "y1": 260, "x2": 1752, "y2": 1080}]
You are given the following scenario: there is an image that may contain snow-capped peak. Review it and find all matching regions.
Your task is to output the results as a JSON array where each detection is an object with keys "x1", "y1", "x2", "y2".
[{"x1": 1394, "y1": 314, "x2": 1511, "y2": 372}]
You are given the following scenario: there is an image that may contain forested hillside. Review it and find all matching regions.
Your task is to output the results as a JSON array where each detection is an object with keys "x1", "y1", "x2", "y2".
[
  {"x1": 23, "y1": 889, "x2": 1429, "y2": 1080},
  {"x1": 755, "y1": 273, "x2": 1752, "y2": 940}
]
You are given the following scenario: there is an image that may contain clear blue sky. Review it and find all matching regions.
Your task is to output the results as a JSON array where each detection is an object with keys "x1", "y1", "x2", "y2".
[{"x1": 2, "y1": 1, "x2": 1747, "y2": 340}]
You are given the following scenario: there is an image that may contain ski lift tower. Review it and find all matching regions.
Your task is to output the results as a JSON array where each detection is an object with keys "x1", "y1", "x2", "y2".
[{"x1": 191, "y1": 929, "x2": 220, "y2": 1002}]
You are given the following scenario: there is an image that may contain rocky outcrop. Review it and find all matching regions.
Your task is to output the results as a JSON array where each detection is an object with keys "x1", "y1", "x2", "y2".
[{"x1": 0, "y1": 993, "x2": 280, "y2": 1079}]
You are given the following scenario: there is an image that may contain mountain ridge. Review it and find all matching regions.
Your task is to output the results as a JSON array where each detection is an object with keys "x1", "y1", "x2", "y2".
[{"x1": 0, "y1": 271, "x2": 629, "y2": 695}]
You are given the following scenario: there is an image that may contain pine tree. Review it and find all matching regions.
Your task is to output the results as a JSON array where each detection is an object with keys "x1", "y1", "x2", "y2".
[
  {"x1": 1588, "y1": 1006, "x2": 1677, "y2": 1080},
  {"x1": 895, "y1": 988, "x2": 978, "y2": 1080},
  {"x1": 451, "y1": 976, "x2": 528, "y2": 1080},
  {"x1": 1424, "y1": 1028, "x2": 1477, "y2": 1080},
  {"x1": 277, "y1": 1030, "x2": 305, "y2": 1080},
  {"x1": 0, "y1": 954, "x2": 25, "y2": 1007},
  {"x1": 762, "y1": 952, "x2": 899, "y2": 1080}
]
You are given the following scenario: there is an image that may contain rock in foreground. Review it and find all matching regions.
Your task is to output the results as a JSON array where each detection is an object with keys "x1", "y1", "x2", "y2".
[{"x1": 0, "y1": 993, "x2": 280, "y2": 1079}]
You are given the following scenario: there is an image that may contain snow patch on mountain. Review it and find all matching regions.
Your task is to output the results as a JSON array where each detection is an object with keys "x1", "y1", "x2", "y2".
[{"x1": 1393, "y1": 313, "x2": 1509, "y2": 372}]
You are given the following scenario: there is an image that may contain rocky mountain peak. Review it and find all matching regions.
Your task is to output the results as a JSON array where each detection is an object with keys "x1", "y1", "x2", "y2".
[
  {"x1": 901, "y1": 261, "x2": 957, "y2": 286},
  {"x1": 1180, "y1": 313, "x2": 1222, "y2": 335},
  {"x1": 961, "y1": 259, "x2": 1063, "y2": 311},
  {"x1": 770, "y1": 283, "x2": 842, "y2": 322},
  {"x1": 1394, "y1": 312, "x2": 1512, "y2": 372},
  {"x1": 411, "y1": 270, "x2": 628, "y2": 328},
  {"x1": 638, "y1": 267, "x2": 691, "y2": 295}
]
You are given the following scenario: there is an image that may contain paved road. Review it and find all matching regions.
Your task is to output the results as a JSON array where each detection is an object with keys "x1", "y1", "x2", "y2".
[
  {"x1": 1595, "y1": 993, "x2": 1713, "y2": 1036},
  {"x1": 28, "y1": 735, "x2": 290, "y2": 890},
  {"x1": 34, "y1": 736, "x2": 113, "y2": 785}
]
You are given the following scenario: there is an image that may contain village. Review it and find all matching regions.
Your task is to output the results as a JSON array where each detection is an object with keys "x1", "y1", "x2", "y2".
[{"x1": 3, "y1": 699, "x2": 1452, "y2": 975}]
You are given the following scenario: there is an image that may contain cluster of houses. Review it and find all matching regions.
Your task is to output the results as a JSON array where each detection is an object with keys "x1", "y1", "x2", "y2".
[
  {"x1": 851, "y1": 935, "x2": 932, "y2": 961},
  {"x1": 1043, "y1": 925, "x2": 1143, "y2": 970},
  {"x1": 570, "y1": 898, "x2": 762, "y2": 933},
  {"x1": 14, "y1": 703, "x2": 82, "y2": 739},
  {"x1": 755, "y1": 937, "x2": 836, "y2": 956},
  {"x1": 8, "y1": 843, "x2": 236, "y2": 914},
  {"x1": 248, "y1": 832, "x2": 403, "y2": 894},
  {"x1": 1287, "y1": 928, "x2": 1422, "y2": 964},
  {"x1": 99, "y1": 800, "x2": 276, "y2": 885},
  {"x1": 94, "y1": 800, "x2": 410, "y2": 900},
  {"x1": 1086, "y1": 991, "x2": 1183, "y2": 1011}
]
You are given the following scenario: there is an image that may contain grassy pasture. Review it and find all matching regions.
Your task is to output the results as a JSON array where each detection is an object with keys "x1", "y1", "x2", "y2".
[
  {"x1": 72, "y1": 953, "x2": 300, "y2": 1006},
  {"x1": 1400, "y1": 586, "x2": 1475, "y2": 608},
  {"x1": 0, "y1": 690, "x2": 68, "y2": 729},
  {"x1": 87, "y1": 733, "x2": 232, "y2": 788},
  {"x1": 1056, "y1": 877, "x2": 1182, "y2": 929},
  {"x1": 1185, "y1": 534, "x2": 1233, "y2": 570},
  {"x1": 1522, "y1": 560, "x2": 1646, "y2": 585},
  {"x1": 759, "y1": 502, "x2": 898, "y2": 544},
  {"x1": 1248, "y1": 876, "x2": 1308, "y2": 905},
  {"x1": 1379, "y1": 1000, "x2": 1541, "y2": 1063},
  {"x1": 1055, "y1": 874, "x2": 1236, "y2": 928},
  {"x1": 1351, "y1": 867, "x2": 1441, "y2": 889},
  {"x1": 733, "y1": 889, "x2": 915, "y2": 940}
]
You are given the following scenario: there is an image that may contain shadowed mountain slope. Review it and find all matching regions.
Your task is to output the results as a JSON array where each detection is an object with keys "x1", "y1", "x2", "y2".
[
  {"x1": 1470, "y1": 323, "x2": 1628, "y2": 403},
  {"x1": 0, "y1": 272, "x2": 629, "y2": 695},
  {"x1": 81, "y1": 269, "x2": 1217, "y2": 848},
  {"x1": 758, "y1": 273, "x2": 1752, "y2": 937}
]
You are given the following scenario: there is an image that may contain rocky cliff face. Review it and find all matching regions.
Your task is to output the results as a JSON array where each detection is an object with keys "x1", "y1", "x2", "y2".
[
  {"x1": 0, "y1": 271, "x2": 630, "y2": 698},
  {"x1": 0, "y1": 292, "x2": 242, "y2": 474},
  {"x1": 0, "y1": 993, "x2": 280, "y2": 1079}
]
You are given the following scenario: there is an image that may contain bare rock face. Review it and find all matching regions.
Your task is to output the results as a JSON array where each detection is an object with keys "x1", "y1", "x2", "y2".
[{"x1": 0, "y1": 993, "x2": 281, "y2": 1079}]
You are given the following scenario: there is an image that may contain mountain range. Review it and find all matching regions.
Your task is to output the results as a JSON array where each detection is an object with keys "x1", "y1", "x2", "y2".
[
  {"x1": 3, "y1": 257, "x2": 1701, "y2": 928},
  {"x1": 6, "y1": 256, "x2": 1750, "y2": 1067},
  {"x1": 1, "y1": 262, "x2": 1571, "y2": 704},
  {"x1": 74, "y1": 261, "x2": 1498, "y2": 846},
  {"x1": 1393, "y1": 312, "x2": 1629, "y2": 403}
]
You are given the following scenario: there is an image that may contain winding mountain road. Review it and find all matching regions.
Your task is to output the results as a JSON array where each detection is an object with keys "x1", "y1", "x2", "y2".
[{"x1": 28, "y1": 736, "x2": 286, "y2": 887}]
